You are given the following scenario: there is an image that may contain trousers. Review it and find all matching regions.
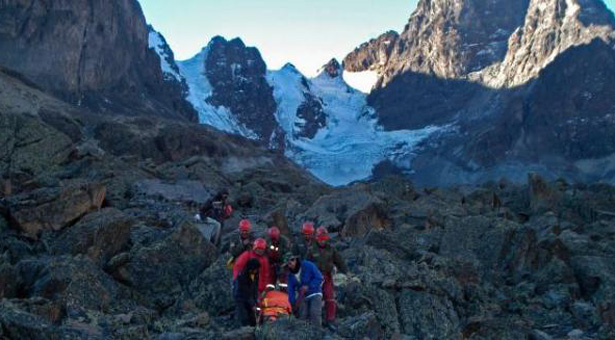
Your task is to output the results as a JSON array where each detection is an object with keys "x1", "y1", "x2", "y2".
[
  {"x1": 322, "y1": 272, "x2": 336, "y2": 322},
  {"x1": 299, "y1": 294, "x2": 322, "y2": 327}
]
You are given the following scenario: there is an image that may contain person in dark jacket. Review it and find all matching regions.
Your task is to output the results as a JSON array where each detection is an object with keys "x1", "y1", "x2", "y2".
[
  {"x1": 234, "y1": 258, "x2": 260, "y2": 327},
  {"x1": 229, "y1": 219, "x2": 255, "y2": 259},
  {"x1": 198, "y1": 189, "x2": 232, "y2": 247},
  {"x1": 284, "y1": 253, "x2": 323, "y2": 327},
  {"x1": 292, "y1": 222, "x2": 316, "y2": 258},
  {"x1": 308, "y1": 227, "x2": 348, "y2": 331},
  {"x1": 266, "y1": 226, "x2": 292, "y2": 283}
]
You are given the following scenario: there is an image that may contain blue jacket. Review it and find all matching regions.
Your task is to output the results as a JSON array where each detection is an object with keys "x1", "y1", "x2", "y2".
[{"x1": 287, "y1": 260, "x2": 323, "y2": 306}]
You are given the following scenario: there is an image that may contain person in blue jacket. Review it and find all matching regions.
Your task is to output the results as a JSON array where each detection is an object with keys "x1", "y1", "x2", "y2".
[{"x1": 283, "y1": 252, "x2": 324, "y2": 327}]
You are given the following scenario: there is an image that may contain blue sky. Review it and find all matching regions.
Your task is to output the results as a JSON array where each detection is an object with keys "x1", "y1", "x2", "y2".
[{"x1": 139, "y1": 0, "x2": 615, "y2": 77}]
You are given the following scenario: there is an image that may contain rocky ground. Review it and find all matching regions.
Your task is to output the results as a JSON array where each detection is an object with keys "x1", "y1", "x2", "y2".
[{"x1": 1, "y1": 69, "x2": 615, "y2": 340}]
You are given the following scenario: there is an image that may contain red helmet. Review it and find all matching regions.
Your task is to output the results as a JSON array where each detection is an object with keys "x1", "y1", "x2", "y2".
[
  {"x1": 268, "y1": 226, "x2": 281, "y2": 240},
  {"x1": 316, "y1": 226, "x2": 330, "y2": 241},
  {"x1": 302, "y1": 222, "x2": 315, "y2": 235},
  {"x1": 253, "y1": 238, "x2": 267, "y2": 251},
  {"x1": 239, "y1": 219, "x2": 251, "y2": 232}
]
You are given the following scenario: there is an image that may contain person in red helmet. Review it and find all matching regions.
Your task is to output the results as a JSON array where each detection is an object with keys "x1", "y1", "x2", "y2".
[
  {"x1": 293, "y1": 222, "x2": 316, "y2": 258},
  {"x1": 233, "y1": 238, "x2": 273, "y2": 297},
  {"x1": 229, "y1": 219, "x2": 255, "y2": 259},
  {"x1": 307, "y1": 226, "x2": 348, "y2": 332},
  {"x1": 265, "y1": 226, "x2": 291, "y2": 283}
]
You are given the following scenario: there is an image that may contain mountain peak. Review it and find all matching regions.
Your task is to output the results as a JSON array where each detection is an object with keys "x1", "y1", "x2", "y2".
[{"x1": 318, "y1": 58, "x2": 342, "y2": 78}]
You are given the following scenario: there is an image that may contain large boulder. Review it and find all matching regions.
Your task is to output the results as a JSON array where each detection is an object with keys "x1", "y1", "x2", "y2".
[
  {"x1": 7, "y1": 183, "x2": 106, "y2": 239},
  {"x1": 0, "y1": 300, "x2": 60, "y2": 340},
  {"x1": 440, "y1": 216, "x2": 538, "y2": 281},
  {"x1": 51, "y1": 208, "x2": 135, "y2": 266},
  {"x1": 110, "y1": 218, "x2": 218, "y2": 308},
  {"x1": 0, "y1": 112, "x2": 73, "y2": 185},
  {"x1": 299, "y1": 187, "x2": 390, "y2": 237},
  {"x1": 399, "y1": 289, "x2": 461, "y2": 339},
  {"x1": 183, "y1": 258, "x2": 234, "y2": 317},
  {"x1": 256, "y1": 319, "x2": 323, "y2": 340},
  {"x1": 16, "y1": 256, "x2": 122, "y2": 313}
]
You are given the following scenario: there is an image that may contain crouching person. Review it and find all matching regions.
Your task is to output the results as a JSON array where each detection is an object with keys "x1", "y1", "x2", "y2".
[
  {"x1": 284, "y1": 253, "x2": 323, "y2": 327},
  {"x1": 234, "y1": 258, "x2": 260, "y2": 327}
]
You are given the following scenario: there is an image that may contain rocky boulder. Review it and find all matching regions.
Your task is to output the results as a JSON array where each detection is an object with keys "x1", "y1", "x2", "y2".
[
  {"x1": 15, "y1": 256, "x2": 122, "y2": 313},
  {"x1": 399, "y1": 289, "x2": 461, "y2": 339},
  {"x1": 7, "y1": 183, "x2": 106, "y2": 239},
  {"x1": 50, "y1": 208, "x2": 135, "y2": 266},
  {"x1": 109, "y1": 217, "x2": 218, "y2": 308},
  {"x1": 299, "y1": 186, "x2": 390, "y2": 237}
]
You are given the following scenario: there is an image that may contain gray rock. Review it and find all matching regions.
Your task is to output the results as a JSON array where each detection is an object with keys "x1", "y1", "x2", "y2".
[
  {"x1": 117, "y1": 218, "x2": 218, "y2": 308},
  {"x1": 7, "y1": 183, "x2": 106, "y2": 239},
  {"x1": 51, "y1": 208, "x2": 135, "y2": 266},
  {"x1": 399, "y1": 290, "x2": 461, "y2": 339}
]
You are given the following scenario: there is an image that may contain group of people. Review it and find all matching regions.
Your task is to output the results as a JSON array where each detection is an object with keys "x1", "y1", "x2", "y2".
[
  {"x1": 229, "y1": 220, "x2": 347, "y2": 331},
  {"x1": 197, "y1": 189, "x2": 348, "y2": 331}
]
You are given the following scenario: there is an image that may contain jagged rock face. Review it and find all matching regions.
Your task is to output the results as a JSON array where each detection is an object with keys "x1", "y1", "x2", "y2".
[
  {"x1": 0, "y1": 0, "x2": 197, "y2": 121},
  {"x1": 295, "y1": 92, "x2": 326, "y2": 139},
  {"x1": 379, "y1": 0, "x2": 530, "y2": 83},
  {"x1": 319, "y1": 58, "x2": 343, "y2": 78},
  {"x1": 364, "y1": 0, "x2": 530, "y2": 129},
  {"x1": 343, "y1": 31, "x2": 399, "y2": 73},
  {"x1": 484, "y1": 0, "x2": 615, "y2": 87},
  {"x1": 348, "y1": 0, "x2": 615, "y2": 185},
  {"x1": 204, "y1": 37, "x2": 279, "y2": 143}
]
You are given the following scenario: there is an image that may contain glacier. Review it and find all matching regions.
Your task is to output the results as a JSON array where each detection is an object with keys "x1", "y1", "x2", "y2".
[{"x1": 149, "y1": 32, "x2": 441, "y2": 186}]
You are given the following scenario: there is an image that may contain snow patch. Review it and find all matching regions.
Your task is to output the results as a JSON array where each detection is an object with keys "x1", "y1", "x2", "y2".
[
  {"x1": 148, "y1": 30, "x2": 182, "y2": 82},
  {"x1": 268, "y1": 65, "x2": 441, "y2": 186},
  {"x1": 343, "y1": 70, "x2": 380, "y2": 93},
  {"x1": 178, "y1": 47, "x2": 258, "y2": 139}
]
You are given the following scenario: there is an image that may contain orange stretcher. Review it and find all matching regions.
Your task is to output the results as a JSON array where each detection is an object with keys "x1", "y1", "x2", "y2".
[{"x1": 257, "y1": 287, "x2": 292, "y2": 323}]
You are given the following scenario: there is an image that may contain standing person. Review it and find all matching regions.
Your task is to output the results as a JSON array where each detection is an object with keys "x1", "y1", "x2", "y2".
[
  {"x1": 229, "y1": 219, "x2": 255, "y2": 260},
  {"x1": 309, "y1": 227, "x2": 348, "y2": 331},
  {"x1": 198, "y1": 189, "x2": 232, "y2": 247},
  {"x1": 265, "y1": 226, "x2": 291, "y2": 283},
  {"x1": 293, "y1": 222, "x2": 315, "y2": 258},
  {"x1": 284, "y1": 253, "x2": 323, "y2": 327},
  {"x1": 234, "y1": 258, "x2": 260, "y2": 327},
  {"x1": 233, "y1": 238, "x2": 273, "y2": 297}
]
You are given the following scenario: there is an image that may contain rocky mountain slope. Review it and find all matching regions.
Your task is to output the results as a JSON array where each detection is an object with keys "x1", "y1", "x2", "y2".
[
  {"x1": 2, "y1": 66, "x2": 615, "y2": 338},
  {"x1": 147, "y1": 0, "x2": 615, "y2": 187},
  {"x1": 343, "y1": 0, "x2": 615, "y2": 186},
  {"x1": 1, "y1": 1, "x2": 615, "y2": 338},
  {"x1": 0, "y1": 0, "x2": 196, "y2": 121}
]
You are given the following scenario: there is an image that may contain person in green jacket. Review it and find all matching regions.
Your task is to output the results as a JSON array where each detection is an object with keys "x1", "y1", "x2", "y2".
[{"x1": 307, "y1": 226, "x2": 348, "y2": 331}]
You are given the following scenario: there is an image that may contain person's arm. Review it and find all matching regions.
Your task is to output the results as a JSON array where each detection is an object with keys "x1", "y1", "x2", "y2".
[
  {"x1": 232, "y1": 252, "x2": 247, "y2": 280},
  {"x1": 333, "y1": 249, "x2": 349, "y2": 274},
  {"x1": 288, "y1": 275, "x2": 296, "y2": 306}
]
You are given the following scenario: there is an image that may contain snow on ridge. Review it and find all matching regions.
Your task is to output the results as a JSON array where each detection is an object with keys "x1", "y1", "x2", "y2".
[
  {"x1": 177, "y1": 48, "x2": 258, "y2": 139},
  {"x1": 148, "y1": 29, "x2": 182, "y2": 82},
  {"x1": 267, "y1": 67, "x2": 307, "y2": 137},
  {"x1": 268, "y1": 64, "x2": 441, "y2": 186}
]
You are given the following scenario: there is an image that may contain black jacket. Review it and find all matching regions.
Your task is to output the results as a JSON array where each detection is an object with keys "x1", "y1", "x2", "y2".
[
  {"x1": 200, "y1": 192, "x2": 227, "y2": 222},
  {"x1": 234, "y1": 260, "x2": 260, "y2": 304}
]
